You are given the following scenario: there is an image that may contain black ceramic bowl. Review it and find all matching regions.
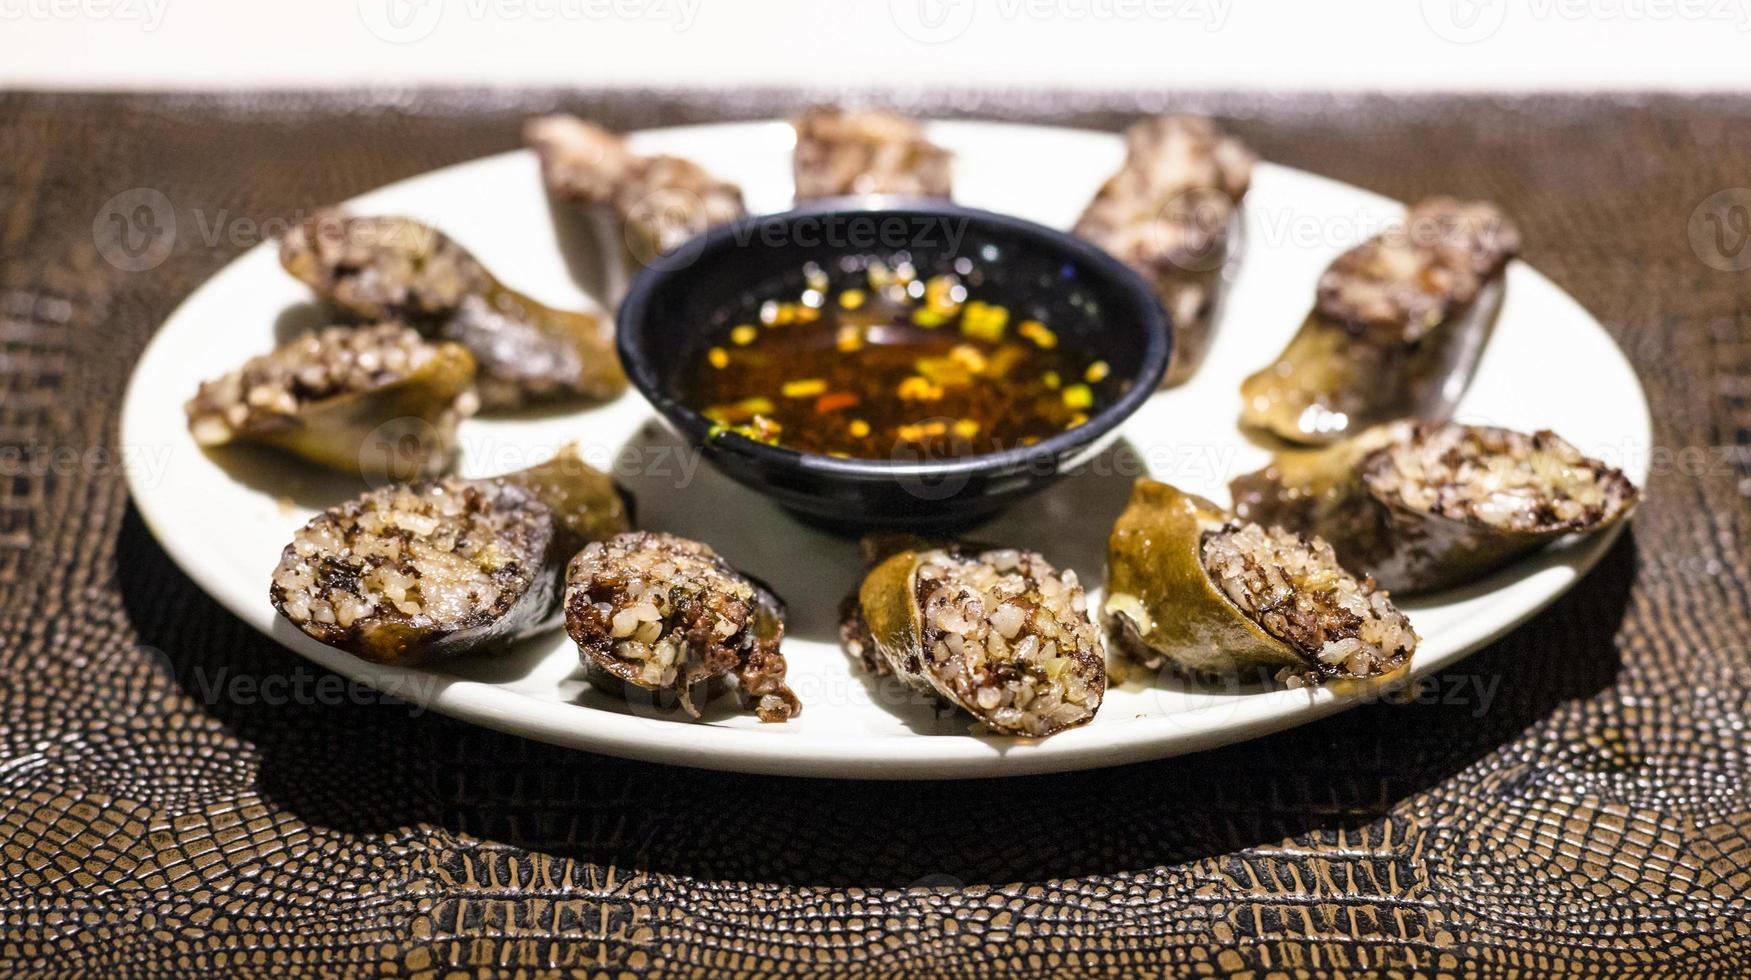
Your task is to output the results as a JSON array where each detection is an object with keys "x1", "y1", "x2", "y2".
[{"x1": 616, "y1": 197, "x2": 1171, "y2": 530}]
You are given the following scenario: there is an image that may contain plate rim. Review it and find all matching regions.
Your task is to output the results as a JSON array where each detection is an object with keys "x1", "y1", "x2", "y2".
[{"x1": 120, "y1": 117, "x2": 1651, "y2": 779}]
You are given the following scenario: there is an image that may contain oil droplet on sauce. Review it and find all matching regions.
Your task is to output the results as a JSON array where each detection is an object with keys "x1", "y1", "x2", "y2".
[{"x1": 684, "y1": 259, "x2": 1114, "y2": 460}]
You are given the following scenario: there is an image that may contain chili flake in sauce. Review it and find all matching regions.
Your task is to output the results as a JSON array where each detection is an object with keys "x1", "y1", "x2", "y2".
[{"x1": 685, "y1": 257, "x2": 1113, "y2": 460}]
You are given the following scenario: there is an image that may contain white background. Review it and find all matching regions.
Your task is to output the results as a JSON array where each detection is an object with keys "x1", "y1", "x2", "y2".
[{"x1": 2, "y1": 0, "x2": 1749, "y2": 91}]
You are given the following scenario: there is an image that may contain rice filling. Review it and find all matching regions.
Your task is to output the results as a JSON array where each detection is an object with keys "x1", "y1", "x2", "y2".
[
  {"x1": 845, "y1": 546, "x2": 1106, "y2": 737},
  {"x1": 1073, "y1": 114, "x2": 1255, "y2": 279},
  {"x1": 564, "y1": 531, "x2": 798, "y2": 722},
  {"x1": 791, "y1": 107, "x2": 953, "y2": 200},
  {"x1": 525, "y1": 115, "x2": 747, "y2": 257},
  {"x1": 1316, "y1": 198, "x2": 1520, "y2": 340},
  {"x1": 186, "y1": 323, "x2": 475, "y2": 446},
  {"x1": 1200, "y1": 522, "x2": 1416, "y2": 686},
  {"x1": 1364, "y1": 424, "x2": 1636, "y2": 533},
  {"x1": 270, "y1": 479, "x2": 550, "y2": 656},
  {"x1": 280, "y1": 212, "x2": 488, "y2": 323}
]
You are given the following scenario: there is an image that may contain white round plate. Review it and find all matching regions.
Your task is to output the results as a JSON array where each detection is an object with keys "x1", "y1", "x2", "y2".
[{"x1": 121, "y1": 119, "x2": 1650, "y2": 779}]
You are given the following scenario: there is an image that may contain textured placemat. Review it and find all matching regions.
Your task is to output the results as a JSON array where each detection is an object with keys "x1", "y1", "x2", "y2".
[{"x1": 2, "y1": 89, "x2": 1748, "y2": 977}]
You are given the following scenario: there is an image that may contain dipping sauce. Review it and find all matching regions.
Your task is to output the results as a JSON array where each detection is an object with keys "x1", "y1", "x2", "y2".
[{"x1": 683, "y1": 257, "x2": 1114, "y2": 460}]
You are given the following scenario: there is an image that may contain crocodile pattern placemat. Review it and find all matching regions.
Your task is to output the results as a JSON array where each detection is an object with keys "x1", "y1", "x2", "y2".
[{"x1": 2, "y1": 90, "x2": 1748, "y2": 978}]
